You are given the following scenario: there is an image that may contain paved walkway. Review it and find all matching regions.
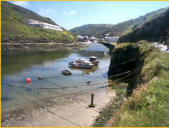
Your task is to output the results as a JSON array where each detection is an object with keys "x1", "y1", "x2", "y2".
[{"x1": 3, "y1": 88, "x2": 115, "y2": 127}]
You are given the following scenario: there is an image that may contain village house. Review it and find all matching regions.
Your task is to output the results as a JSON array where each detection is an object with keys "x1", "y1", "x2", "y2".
[
  {"x1": 25, "y1": 19, "x2": 63, "y2": 31},
  {"x1": 104, "y1": 36, "x2": 119, "y2": 42},
  {"x1": 89, "y1": 37, "x2": 97, "y2": 41},
  {"x1": 77, "y1": 35, "x2": 89, "y2": 42}
]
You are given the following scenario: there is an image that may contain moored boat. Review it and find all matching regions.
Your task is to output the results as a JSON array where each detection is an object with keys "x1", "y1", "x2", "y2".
[
  {"x1": 89, "y1": 56, "x2": 100, "y2": 65},
  {"x1": 69, "y1": 59, "x2": 94, "y2": 69}
]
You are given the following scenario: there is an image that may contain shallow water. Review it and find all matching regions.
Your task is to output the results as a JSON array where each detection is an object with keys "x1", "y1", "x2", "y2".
[{"x1": 1, "y1": 43, "x2": 110, "y2": 120}]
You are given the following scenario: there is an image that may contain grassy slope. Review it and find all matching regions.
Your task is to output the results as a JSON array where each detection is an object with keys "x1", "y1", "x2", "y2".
[
  {"x1": 70, "y1": 8, "x2": 168, "y2": 37},
  {"x1": 2, "y1": 2, "x2": 75, "y2": 43},
  {"x1": 119, "y1": 9, "x2": 169, "y2": 43},
  {"x1": 93, "y1": 42, "x2": 169, "y2": 126},
  {"x1": 113, "y1": 42, "x2": 169, "y2": 126},
  {"x1": 119, "y1": 7, "x2": 169, "y2": 36},
  {"x1": 114, "y1": 78, "x2": 169, "y2": 126}
]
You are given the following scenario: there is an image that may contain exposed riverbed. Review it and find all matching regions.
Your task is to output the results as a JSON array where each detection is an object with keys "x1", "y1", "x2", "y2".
[{"x1": 2, "y1": 42, "x2": 115, "y2": 126}]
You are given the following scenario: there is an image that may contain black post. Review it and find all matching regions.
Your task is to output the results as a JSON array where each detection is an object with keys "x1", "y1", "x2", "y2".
[
  {"x1": 89, "y1": 93, "x2": 95, "y2": 107},
  {"x1": 91, "y1": 94, "x2": 94, "y2": 105}
]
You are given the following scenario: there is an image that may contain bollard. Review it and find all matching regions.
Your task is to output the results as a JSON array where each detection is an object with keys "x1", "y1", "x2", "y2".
[{"x1": 89, "y1": 93, "x2": 95, "y2": 107}]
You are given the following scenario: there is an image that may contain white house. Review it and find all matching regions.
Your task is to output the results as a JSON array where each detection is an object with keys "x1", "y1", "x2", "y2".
[
  {"x1": 104, "y1": 36, "x2": 119, "y2": 42},
  {"x1": 77, "y1": 35, "x2": 89, "y2": 42},
  {"x1": 25, "y1": 19, "x2": 63, "y2": 31},
  {"x1": 89, "y1": 37, "x2": 97, "y2": 41}
]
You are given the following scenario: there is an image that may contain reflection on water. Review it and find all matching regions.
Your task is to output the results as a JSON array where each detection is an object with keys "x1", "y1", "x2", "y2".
[
  {"x1": 2, "y1": 50, "x2": 71, "y2": 76},
  {"x1": 1, "y1": 43, "x2": 110, "y2": 120},
  {"x1": 77, "y1": 50, "x2": 107, "y2": 58}
]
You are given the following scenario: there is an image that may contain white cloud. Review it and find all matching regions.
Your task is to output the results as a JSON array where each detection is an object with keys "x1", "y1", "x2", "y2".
[
  {"x1": 69, "y1": 10, "x2": 77, "y2": 15},
  {"x1": 12, "y1": 1, "x2": 29, "y2": 7},
  {"x1": 38, "y1": 8, "x2": 57, "y2": 16},
  {"x1": 62, "y1": 10, "x2": 77, "y2": 16}
]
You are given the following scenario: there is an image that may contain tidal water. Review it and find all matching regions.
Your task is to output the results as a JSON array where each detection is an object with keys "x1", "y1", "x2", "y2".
[{"x1": 1, "y1": 43, "x2": 110, "y2": 120}]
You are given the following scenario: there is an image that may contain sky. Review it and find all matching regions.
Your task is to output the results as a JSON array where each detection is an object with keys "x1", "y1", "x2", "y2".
[{"x1": 11, "y1": 1, "x2": 169, "y2": 30}]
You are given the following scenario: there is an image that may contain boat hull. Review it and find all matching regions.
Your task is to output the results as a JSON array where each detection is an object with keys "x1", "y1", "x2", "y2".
[
  {"x1": 69, "y1": 64, "x2": 93, "y2": 69},
  {"x1": 90, "y1": 60, "x2": 99, "y2": 65}
]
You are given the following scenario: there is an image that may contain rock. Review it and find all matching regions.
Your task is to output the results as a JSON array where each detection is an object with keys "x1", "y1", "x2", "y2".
[
  {"x1": 62, "y1": 70, "x2": 72, "y2": 76},
  {"x1": 38, "y1": 76, "x2": 43, "y2": 80}
]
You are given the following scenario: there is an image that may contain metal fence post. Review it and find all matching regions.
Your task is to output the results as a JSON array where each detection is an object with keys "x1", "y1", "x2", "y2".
[{"x1": 89, "y1": 93, "x2": 95, "y2": 107}]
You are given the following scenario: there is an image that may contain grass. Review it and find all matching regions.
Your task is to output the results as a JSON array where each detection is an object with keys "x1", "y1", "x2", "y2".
[
  {"x1": 2, "y1": 19, "x2": 74, "y2": 42},
  {"x1": 94, "y1": 41, "x2": 169, "y2": 127},
  {"x1": 118, "y1": 9, "x2": 169, "y2": 43},
  {"x1": 112, "y1": 42, "x2": 169, "y2": 126},
  {"x1": 114, "y1": 78, "x2": 169, "y2": 126},
  {"x1": 2, "y1": 2, "x2": 75, "y2": 43}
]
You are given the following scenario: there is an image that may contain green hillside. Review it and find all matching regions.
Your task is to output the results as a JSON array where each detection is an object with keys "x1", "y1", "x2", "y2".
[
  {"x1": 118, "y1": 9, "x2": 169, "y2": 43},
  {"x1": 1, "y1": 1, "x2": 75, "y2": 43},
  {"x1": 70, "y1": 8, "x2": 168, "y2": 37},
  {"x1": 69, "y1": 24, "x2": 114, "y2": 36}
]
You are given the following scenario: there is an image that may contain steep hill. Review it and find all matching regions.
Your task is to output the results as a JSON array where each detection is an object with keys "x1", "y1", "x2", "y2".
[
  {"x1": 1, "y1": 1, "x2": 75, "y2": 43},
  {"x1": 118, "y1": 9, "x2": 169, "y2": 43},
  {"x1": 70, "y1": 8, "x2": 168, "y2": 37}
]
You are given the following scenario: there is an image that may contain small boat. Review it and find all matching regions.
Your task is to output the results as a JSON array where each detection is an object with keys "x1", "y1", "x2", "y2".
[
  {"x1": 69, "y1": 59, "x2": 94, "y2": 69},
  {"x1": 75, "y1": 59, "x2": 87, "y2": 63},
  {"x1": 89, "y1": 56, "x2": 100, "y2": 65}
]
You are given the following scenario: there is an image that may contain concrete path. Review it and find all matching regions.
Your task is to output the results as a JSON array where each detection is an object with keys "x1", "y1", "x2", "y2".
[{"x1": 3, "y1": 88, "x2": 115, "y2": 127}]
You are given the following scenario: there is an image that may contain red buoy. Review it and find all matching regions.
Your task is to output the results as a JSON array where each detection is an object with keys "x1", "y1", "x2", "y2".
[{"x1": 26, "y1": 78, "x2": 31, "y2": 84}]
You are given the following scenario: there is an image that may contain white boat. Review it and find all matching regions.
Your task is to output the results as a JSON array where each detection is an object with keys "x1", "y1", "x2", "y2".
[
  {"x1": 89, "y1": 56, "x2": 100, "y2": 65},
  {"x1": 75, "y1": 59, "x2": 87, "y2": 63},
  {"x1": 69, "y1": 59, "x2": 94, "y2": 69}
]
